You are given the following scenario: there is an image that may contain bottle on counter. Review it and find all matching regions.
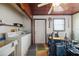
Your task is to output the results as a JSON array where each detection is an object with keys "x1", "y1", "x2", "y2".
[
  {"x1": 55, "y1": 32, "x2": 59, "y2": 37},
  {"x1": 0, "y1": 33, "x2": 6, "y2": 41},
  {"x1": 48, "y1": 34, "x2": 52, "y2": 39}
]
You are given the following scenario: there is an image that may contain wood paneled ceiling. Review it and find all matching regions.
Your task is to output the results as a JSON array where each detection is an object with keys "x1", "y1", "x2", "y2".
[{"x1": 28, "y1": 3, "x2": 79, "y2": 15}]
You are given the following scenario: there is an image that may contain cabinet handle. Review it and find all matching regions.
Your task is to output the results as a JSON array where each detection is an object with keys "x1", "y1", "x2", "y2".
[{"x1": 12, "y1": 42, "x2": 14, "y2": 47}]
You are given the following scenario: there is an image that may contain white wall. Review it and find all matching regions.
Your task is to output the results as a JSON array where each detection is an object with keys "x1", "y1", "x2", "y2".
[
  {"x1": 0, "y1": 4, "x2": 31, "y2": 33},
  {"x1": 33, "y1": 15, "x2": 71, "y2": 39},
  {"x1": 23, "y1": 17, "x2": 31, "y2": 33},
  {"x1": 73, "y1": 13, "x2": 79, "y2": 41}
]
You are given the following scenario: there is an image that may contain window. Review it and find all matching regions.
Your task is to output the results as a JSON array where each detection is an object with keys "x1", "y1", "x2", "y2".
[{"x1": 53, "y1": 18, "x2": 65, "y2": 31}]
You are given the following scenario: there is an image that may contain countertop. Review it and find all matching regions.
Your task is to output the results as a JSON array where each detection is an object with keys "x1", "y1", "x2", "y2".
[
  {"x1": 0, "y1": 33, "x2": 31, "y2": 48},
  {"x1": 0, "y1": 38, "x2": 16, "y2": 48},
  {"x1": 48, "y1": 36, "x2": 65, "y2": 40}
]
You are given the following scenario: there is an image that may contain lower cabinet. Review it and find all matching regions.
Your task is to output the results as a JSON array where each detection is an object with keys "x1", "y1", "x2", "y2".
[
  {"x1": 0, "y1": 40, "x2": 18, "y2": 56},
  {"x1": 56, "y1": 43, "x2": 66, "y2": 56},
  {"x1": 48, "y1": 40, "x2": 66, "y2": 56}
]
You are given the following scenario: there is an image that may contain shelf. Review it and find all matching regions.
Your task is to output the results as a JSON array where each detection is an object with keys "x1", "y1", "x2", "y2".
[{"x1": 0, "y1": 24, "x2": 22, "y2": 27}]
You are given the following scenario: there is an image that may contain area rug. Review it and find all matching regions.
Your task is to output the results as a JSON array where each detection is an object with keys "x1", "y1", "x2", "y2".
[{"x1": 36, "y1": 44, "x2": 48, "y2": 56}]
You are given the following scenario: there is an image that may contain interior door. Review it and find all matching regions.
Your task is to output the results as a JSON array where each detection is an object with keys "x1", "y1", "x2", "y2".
[{"x1": 35, "y1": 20, "x2": 46, "y2": 44}]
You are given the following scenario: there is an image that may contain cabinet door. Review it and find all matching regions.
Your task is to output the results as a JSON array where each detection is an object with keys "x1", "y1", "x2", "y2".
[
  {"x1": 0, "y1": 42, "x2": 15, "y2": 56},
  {"x1": 35, "y1": 20, "x2": 46, "y2": 44}
]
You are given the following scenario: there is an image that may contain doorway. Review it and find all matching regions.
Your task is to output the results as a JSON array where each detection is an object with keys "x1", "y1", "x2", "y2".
[{"x1": 35, "y1": 19, "x2": 46, "y2": 44}]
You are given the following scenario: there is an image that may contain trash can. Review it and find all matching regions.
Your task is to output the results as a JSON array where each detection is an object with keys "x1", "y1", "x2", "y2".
[
  {"x1": 48, "y1": 40, "x2": 56, "y2": 56},
  {"x1": 56, "y1": 43, "x2": 66, "y2": 56}
]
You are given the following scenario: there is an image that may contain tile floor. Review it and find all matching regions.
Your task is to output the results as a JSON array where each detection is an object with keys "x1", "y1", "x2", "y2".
[
  {"x1": 27, "y1": 45, "x2": 36, "y2": 56},
  {"x1": 27, "y1": 44, "x2": 48, "y2": 56}
]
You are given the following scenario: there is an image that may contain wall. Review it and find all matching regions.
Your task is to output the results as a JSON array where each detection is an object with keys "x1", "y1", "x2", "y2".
[
  {"x1": 0, "y1": 4, "x2": 31, "y2": 33},
  {"x1": 73, "y1": 13, "x2": 79, "y2": 41},
  {"x1": 33, "y1": 15, "x2": 72, "y2": 39},
  {"x1": 23, "y1": 17, "x2": 31, "y2": 33}
]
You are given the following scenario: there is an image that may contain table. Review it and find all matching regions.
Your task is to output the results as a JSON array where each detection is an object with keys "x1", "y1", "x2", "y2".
[{"x1": 48, "y1": 36, "x2": 65, "y2": 40}]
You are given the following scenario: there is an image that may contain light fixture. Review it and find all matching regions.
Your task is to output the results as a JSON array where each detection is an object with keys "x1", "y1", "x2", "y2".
[
  {"x1": 53, "y1": 3, "x2": 61, "y2": 7},
  {"x1": 53, "y1": 3, "x2": 64, "y2": 12},
  {"x1": 38, "y1": 3, "x2": 64, "y2": 14}
]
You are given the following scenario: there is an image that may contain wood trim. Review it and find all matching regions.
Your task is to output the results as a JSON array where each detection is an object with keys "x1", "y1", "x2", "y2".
[
  {"x1": 32, "y1": 11, "x2": 79, "y2": 15},
  {"x1": 71, "y1": 15, "x2": 74, "y2": 40},
  {"x1": 34, "y1": 19, "x2": 47, "y2": 44},
  {"x1": 45, "y1": 19, "x2": 47, "y2": 43},
  {"x1": 32, "y1": 14, "x2": 73, "y2": 15},
  {"x1": 53, "y1": 18, "x2": 65, "y2": 32},
  {"x1": 31, "y1": 19, "x2": 35, "y2": 45},
  {"x1": 33, "y1": 14, "x2": 72, "y2": 17},
  {"x1": 72, "y1": 11, "x2": 79, "y2": 15}
]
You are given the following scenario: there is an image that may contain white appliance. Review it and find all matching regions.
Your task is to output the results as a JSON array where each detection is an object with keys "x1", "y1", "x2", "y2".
[
  {"x1": 16, "y1": 33, "x2": 31, "y2": 56},
  {"x1": 7, "y1": 32, "x2": 19, "y2": 37}
]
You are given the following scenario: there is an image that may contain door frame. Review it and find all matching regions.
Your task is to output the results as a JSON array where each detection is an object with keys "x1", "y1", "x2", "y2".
[{"x1": 34, "y1": 19, "x2": 47, "y2": 44}]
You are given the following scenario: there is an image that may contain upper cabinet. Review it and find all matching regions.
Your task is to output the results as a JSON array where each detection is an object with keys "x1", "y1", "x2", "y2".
[{"x1": 17, "y1": 3, "x2": 32, "y2": 19}]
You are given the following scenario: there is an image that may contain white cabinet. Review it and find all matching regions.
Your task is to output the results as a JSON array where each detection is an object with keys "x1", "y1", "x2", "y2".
[
  {"x1": 0, "y1": 40, "x2": 18, "y2": 56},
  {"x1": 16, "y1": 33, "x2": 31, "y2": 56}
]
